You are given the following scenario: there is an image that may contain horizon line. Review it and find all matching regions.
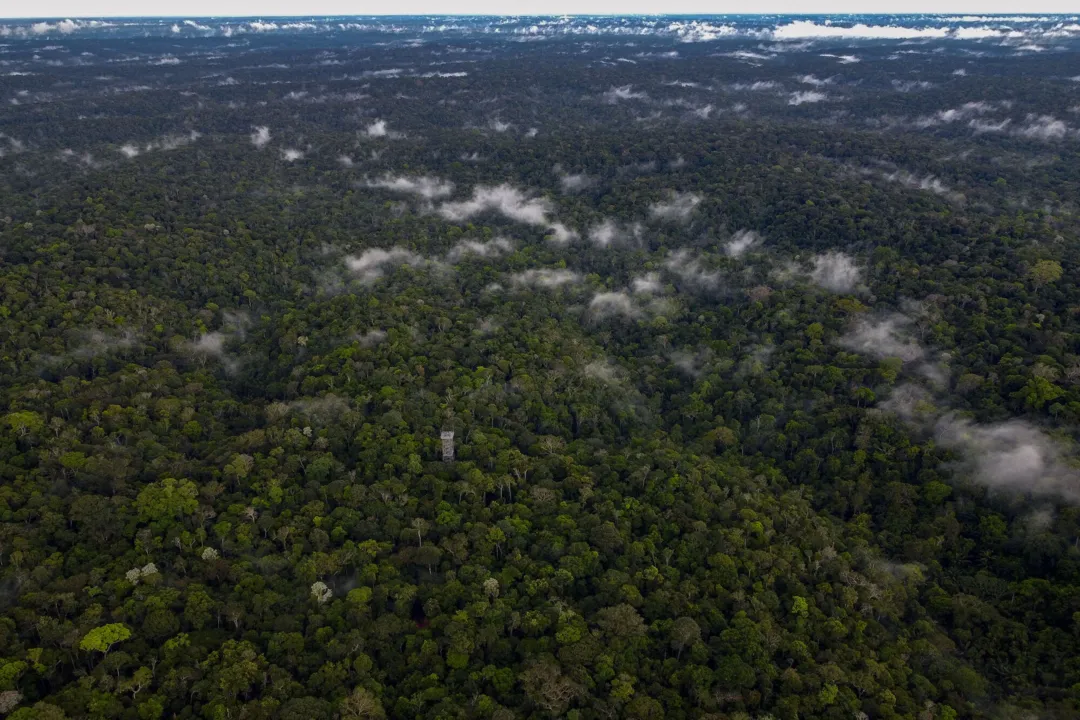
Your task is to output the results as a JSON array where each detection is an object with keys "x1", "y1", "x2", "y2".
[{"x1": 3, "y1": 11, "x2": 1079, "y2": 20}]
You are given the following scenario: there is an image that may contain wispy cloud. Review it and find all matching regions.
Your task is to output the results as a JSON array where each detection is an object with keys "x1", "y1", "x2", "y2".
[
  {"x1": 665, "y1": 249, "x2": 721, "y2": 289},
  {"x1": 649, "y1": 191, "x2": 702, "y2": 222},
  {"x1": 1015, "y1": 114, "x2": 1069, "y2": 141},
  {"x1": 344, "y1": 247, "x2": 425, "y2": 284},
  {"x1": 439, "y1": 184, "x2": 575, "y2": 242},
  {"x1": 603, "y1": 85, "x2": 649, "y2": 103},
  {"x1": 510, "y1": 268, "x2": 581, "y2": 288},
  {"x1": 724, "y1": 229, "x2": 763, "y2": 258},
  {"x1": 446, "y1": 237, "x2": 513, "y2": 262},
  {"x1": 250, "y1": 125, "x2": 271, "y2": 148},
  {"x1": 789, "y1": 91, "x2": 827, "y2": 105},
  {"x1": 839, "y1": 313, "x2": 926, "y2": 362},
  {"x1": 368, "y1": 174, "x2": 454, "y2": 199},
  {"x1": 809, "y1": 251, "x2": 861, "y2": 292}
]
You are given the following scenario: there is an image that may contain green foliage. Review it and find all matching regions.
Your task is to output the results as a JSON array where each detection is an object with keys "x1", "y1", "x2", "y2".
[
  {"x1": 0, "y1": 20, "x2": 1078, "y2": 720},
  {"x1": 79, "y1": 624, "x2": 131, "y2": 654}
]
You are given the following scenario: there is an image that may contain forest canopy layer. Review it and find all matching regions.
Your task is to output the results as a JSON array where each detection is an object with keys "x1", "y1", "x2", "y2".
[{"x1": 1, "y1": 13, "x2": 1080, "y2": 720}]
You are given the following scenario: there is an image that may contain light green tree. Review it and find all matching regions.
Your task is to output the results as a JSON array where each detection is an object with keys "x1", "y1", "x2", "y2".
[{"x1": 79, "y1": 624, "x2": 131, "y2": 656}]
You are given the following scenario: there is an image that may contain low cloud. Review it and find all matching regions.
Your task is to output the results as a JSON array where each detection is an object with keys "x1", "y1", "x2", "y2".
[
  {"x1": 879, "y1": 170, "x2": 965, "y2": 204},
  {"x1": 355, "y1": 329, "x2": 386, "y2": 347},
  {"x1": 368, "y1": 174, "x2": 454, "y2": 199},
  {"x1": 589, "y1": 292, "x2": 640, "y2": 321},
  {"x1": 72, "y1": 330, "x2": 138, "y2": 359},
  {"x1": 344, "y1": 247, "x2": 425, "y2": 284},
  {"x1": 665, "y1": 249, "x2": 721, "y2": 290},
  {"x1": 281, "y1": 148, "x2": 304, "y2": 162},
  {"x1": 489, "y1": 118, "x2": 513, "y2": 132},
  {"x1": 798, "y1": 74, "x2": 832, "y2": 87},
  {"x1": 447, "y1": 237, "x2": 513, "y2": 262},
  {"x1": 936, "y1": 416, "x2": 1080, "y2": 503},
  {"x1": 631, "y1": 272, "x2": 662, "y2": 294},
  {"x1": 839, "y1": 314, "x2": 925, "y2": 362},
  {"x1": 970, "y1": 118, "x2": 1011, "y2": 134},
  {"x1": 669, "y1": 348, "x2": 712, "y2": 378},
  {"x1": 365, "y1": 119, "x2": 394, "y2": 138},
  {"x1": 1015, "y1": 114, "x2": 1069, "y2": 141},
  {"x1": 914, "y1": 101, "x2": 1008, "y2": 128},
  {"x1": 558, "y1": 172, "x2": 594, "y2": 193},
  {"x1": 724, "y1": 229, "x2": 762, "y2": 258},
  {"x1": 588, "y1": 219, "x2": 643, "y2": 248},
  {"x1": 288, "y1": 395, "x2": 351, "y2": 424},
  {"x1": 603, "y1": 85, "x2": 649, "y2": 103},
  {"x1": 584, "y1": 359, "x2": 621, "y2": 385},
  {"x1": 731, "y1": 81, "x2": 778, "y2": 91},
  {"x1": 510, "y1": 269, "x2": 581, "y2": 289},
  {"x1": 250, "y1": 125, "x2": 271, "y2": 148},
  {"x1": 118, "y1": 131, "x2": 200, "y2": 158},
  {"x1": 650, "y1": 191, "x2": 702, "y2": 222},
  {"x1": 789, "y1": 91, "x2": 827, "y2": 105},
  {"x1": 809, "y1": 251, "x2": 861, "y2": 292},
  {"x1": 439, "y1": 184, "x2": 575, "y2": 241},
  {"x1": 892, "y1": 80, "x2": 934, "y2": 92}
]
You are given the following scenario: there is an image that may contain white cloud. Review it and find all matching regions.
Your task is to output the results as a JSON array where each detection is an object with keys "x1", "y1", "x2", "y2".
[
  {"x1": 798, "y1": 74, "x2": 832, "y2": 87},
  {"x1": 447, "y1": 237, "x2": 513, "y2": 262},
  {"x1": 589, "y1": 291, "x2": 641, "y2": 320},
  {"x1": 772, "y1": 21, "x2": 949, "y2": 41},
  {"x1": 665, "y1": 249, "x2": 721, "y2": 289},
  {"x1": 731, "y1": 80, "x2": 778, "y2": 91},
  {"x1": 809, "y1": 251, "x2": 861, "y2": 293},
  {"x1": 558, "y1": 172, "x2": 594, "y2": 193},
  {"x1": 1015, "y1": 114, "x2": 1069, "y2": 140},
  {"x1": 893, "y1": 80, "x2": 934, "y2": 92},
  {"x1": 280, "y1": 148, "x2": 304, "y2": 162},
  {"x1": 344, "y1": 247, "x2": 424, "y2": 284},
  {"x1": 356, "y1": 329, "x2": 386, "y2": 347},
  {"x1": 510, "y1": 269, "x2": 580, "y2": 289},
  {"x1": 821, "y1": 53, "x2": 861, "y2": 64},
  {"x1": 880, "y1": 170, "x2": 965, "y2": 203},
  {"x1": 489, "y1": 118, "x2": 513, "y2": 132},
  {"x1": 789, "y1": 90, "x2": 827, "y2": 105},
  {"x1": 649, "y1": 191, "x2": 702, "y2": 222},
  {"x1": 724, "y1": 229, "x2": 762, "y2": 258},
  {"x1": 250, "y1": 125, "x2": 271, "y2": 148},
  {"x1": 439, "y1": 184, "x2": 574, "y2": 241},
  {"x1": 368, "y1": 174, "x2": 454, "y2": 199},
  {"x1": 969, "y1": 118, "x2": 1012, "y2": 134},
  {"x1": 118, "y1": 131, "x2": 200, "y2": 158},
  {"x1": 365, "y1": 119, "x2": 390, "y2": 137},
  {"x1": 839, "y1": 314, "x2": 925, "y2": 362},
  {"x1": 631, "y1": 273, "x2": 662, "y2": 294},
  {"x1": 936, "y1": 417, "x2": 1080, "y2": 504},
  {"x1": 603, "y1": 85, "x2": 648, "y2": 103},
  {"x1": 588, "y1": 219, "x2": 642, "y2": 248}
]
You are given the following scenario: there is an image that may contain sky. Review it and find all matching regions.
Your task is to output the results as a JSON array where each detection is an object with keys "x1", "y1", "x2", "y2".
[{"x1": 3, "y1": 1, "x2": 1079, "y2": 19}]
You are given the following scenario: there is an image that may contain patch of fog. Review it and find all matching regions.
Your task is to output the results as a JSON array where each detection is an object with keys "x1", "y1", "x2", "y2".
[
  {"x1": 809, "y1": 251, "x2": 861, "y2": 292},
  {"x1": 649, "y1": 191, "x2": 702, "y2": 222}
]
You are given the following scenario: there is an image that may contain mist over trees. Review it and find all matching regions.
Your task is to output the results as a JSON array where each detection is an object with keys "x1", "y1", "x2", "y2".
[{"x1": 0, "y1": 12, "x2": 1079, "y2": 720}]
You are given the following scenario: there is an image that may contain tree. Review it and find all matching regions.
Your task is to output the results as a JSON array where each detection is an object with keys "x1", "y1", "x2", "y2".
[
  {"x1": 669, "y1": 617, "x2": 700, "y2": 659},
  {"x1": 339, "y1": 687, "x2": 385, "y2": 720},
  {"x1": 135, "y1": 478, "x2": 199, "y2": 523},
  {"x1": 1028, "y1": 260, "x2": 1062, "y2": 287},
  {"x1": 80, "y1": 624, "x2": 131, "y2": 657}
]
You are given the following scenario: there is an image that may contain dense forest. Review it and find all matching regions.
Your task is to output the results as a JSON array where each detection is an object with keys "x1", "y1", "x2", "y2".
[{"x1": 1, "y1": 13, "x2": 1080, "y2": 720}]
